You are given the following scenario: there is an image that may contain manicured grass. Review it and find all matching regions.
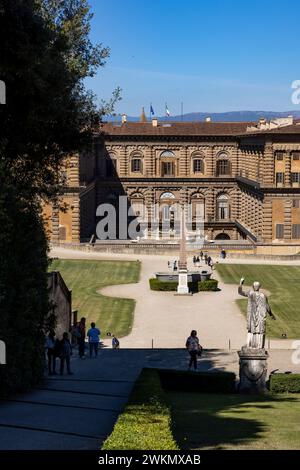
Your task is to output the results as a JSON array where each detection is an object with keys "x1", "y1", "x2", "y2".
[
  {"x1": 169, "y1": 392, "x2": 300, "y2": 450},
  {"x1": 216, "y1": 264, "x2": 300, "y2": 339},
  {"x1": 102, "y1": 369, "x2": 179, "y2": 450},
  {"x1": 49, "y1": 259, "x2": 140, "y2": 337}
]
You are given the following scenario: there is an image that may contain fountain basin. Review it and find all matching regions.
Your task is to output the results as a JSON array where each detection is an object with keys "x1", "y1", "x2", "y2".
[{"x1": 155, "y1": 271, "x2": 211, "y2": 282}]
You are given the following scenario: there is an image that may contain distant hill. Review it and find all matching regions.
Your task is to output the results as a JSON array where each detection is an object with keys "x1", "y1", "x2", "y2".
[{"x1": 106, "y1": 110, "x2": 300, "y2": 123}]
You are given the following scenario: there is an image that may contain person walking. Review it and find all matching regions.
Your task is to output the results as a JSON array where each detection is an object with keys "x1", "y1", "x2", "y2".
[
  {"x1": 45, "y1": 330, "x2": 57, "y2": 375},
  {"x1": 186, "y1": 330, "x2": 202, "y2": 371},
  {"x1": 200, "y1": 250, "x2": 204, "y2": 261},
  {"x1": 87, "y1": 322, "x2": 101, "y2": 358},
  {"x1": 193, "y1": 255, "x2": 197, "y2": 266},
  {"x1": 204, "y1": 253, "x2": 208, "y2": 265},
  {"x1": 196, "y1": 255, "x2": 200, "y2": 266},
  {"x1": 112, "y1": 334, "x2": 120, "y2": 349},
  {"x1": 207, "y1": 255, "x2": 212, "y2": 267},
  {"x1": 77, "y1": 317, "x2": 86, "y2": 358},
  {"x1": 59, "y1": 332, "x2": 73, "y2": 375}
]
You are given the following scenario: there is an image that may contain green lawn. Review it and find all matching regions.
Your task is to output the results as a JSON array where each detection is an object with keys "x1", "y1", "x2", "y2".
[
  {"x1": 50, "y1": 259, "x2": 140, "y2": 337},
  {"x1": 216, "y1": 264, "x2": 300, "y2": 339},
  {"x1": 169, "y1": 392, "x2": 300, "y2": 450}
]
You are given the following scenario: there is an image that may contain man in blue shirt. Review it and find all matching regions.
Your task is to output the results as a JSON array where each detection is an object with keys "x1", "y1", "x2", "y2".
[{"x1": 87, "y1": 322, "x2": 101, "y2": 358}]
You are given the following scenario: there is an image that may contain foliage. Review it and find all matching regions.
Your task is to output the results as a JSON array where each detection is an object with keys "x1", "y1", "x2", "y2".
[
  {"x1": 0, "y1": 180, "x2": 51, "y2": 396},
  {"x1": 102, "y1": 369, "x2": 179, "y2": 450},
  {"x1": 197, "y1": 279, "x2": 219, "y2": 291},
  {"x1": 149, "y1": 278, "x2": 218, "y2": 292},
  {"x1": 0, "y1": 0, "x2": 119, "y2": 394},
  {"x1": 159, "y1": 369, "x2": 236, "y2": 394},
  {"x1": 269, "y1": 374, "x2": 300, "y2": 393},
  {"x1": 0, "y1": 0, "x2": 121, "y2": 198}
]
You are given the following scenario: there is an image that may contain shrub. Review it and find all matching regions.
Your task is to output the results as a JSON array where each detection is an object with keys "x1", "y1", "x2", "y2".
[
  {"x1": 149, "y1": 278, "x2": 218, "y2": 292},
  {"x1": 198, "y1": 279, "x2": 218, "y2": 291},
  {"x1": 149, "y1": 278, "x2": 177, "y2": 291},
  {"x1": 102, "y1": 369, "x2": 179, "y2": 450},
  {"x1": 159, "y1": 369, "x2": 236, "y2": 394},
  {"x1": 269, "y1": 373, "x2": 300, "y2": 393}
]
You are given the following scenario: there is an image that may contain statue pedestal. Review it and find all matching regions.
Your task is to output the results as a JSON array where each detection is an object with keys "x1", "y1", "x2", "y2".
[
  {"x1": 238, "y1": 347, "x2": 268, "y2": 394},
  {"x1": 176, "y1": 269, "x2": 189, "y2": 295}
]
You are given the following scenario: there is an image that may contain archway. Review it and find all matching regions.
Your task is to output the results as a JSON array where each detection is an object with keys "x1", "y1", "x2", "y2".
[{"x1": 214, "y1": 232, "x2": 230, "y2": 240}]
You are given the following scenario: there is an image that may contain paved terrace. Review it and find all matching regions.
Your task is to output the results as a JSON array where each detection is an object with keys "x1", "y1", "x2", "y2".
[{"x1": 0, "y1": 348, "x2": 298, "y2": 450}]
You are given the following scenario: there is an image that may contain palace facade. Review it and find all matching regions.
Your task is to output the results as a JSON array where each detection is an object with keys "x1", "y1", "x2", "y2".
[{"x1": 44, "y1": 115, "x2": 300, "y2": 246}]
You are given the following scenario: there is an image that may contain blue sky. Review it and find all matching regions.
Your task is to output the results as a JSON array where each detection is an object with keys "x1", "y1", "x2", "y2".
[{"x1": 86, "y1": 0, "x2": 300, "y2": 115}]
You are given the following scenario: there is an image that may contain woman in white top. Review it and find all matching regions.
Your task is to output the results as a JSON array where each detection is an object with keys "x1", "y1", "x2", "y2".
[{"x1": 186, "y1": 330, "x2": 201, "y2": 370}]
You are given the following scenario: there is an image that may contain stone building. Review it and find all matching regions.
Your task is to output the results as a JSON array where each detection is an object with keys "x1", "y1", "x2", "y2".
[{"x1": 45, "y1": 115, "x2": 300, "y2": 248}]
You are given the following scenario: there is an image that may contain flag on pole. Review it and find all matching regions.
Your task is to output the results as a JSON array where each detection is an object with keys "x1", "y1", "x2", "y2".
[
  {"x1": 150, "y1": 104, "x2": 155, "y2": 116},
  {"x1": 165, "y1": 103, "x2": 170, "y2": 117}
]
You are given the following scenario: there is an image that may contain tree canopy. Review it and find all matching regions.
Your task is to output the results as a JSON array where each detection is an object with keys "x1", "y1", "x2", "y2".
[{"x1": 0, "y1": 0, "x2": 119, "y2": 394}]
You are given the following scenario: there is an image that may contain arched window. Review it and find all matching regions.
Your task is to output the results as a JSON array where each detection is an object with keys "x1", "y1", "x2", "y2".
[
  {"x1": 217, "y1": 194, "x2": 230, "y2": 220},
  {"x1": 131, "y1": 158, "x2": 142, "y2": 173},
  {"x1": 160, "y1": 192, "x2": 176, "y2": 200},
  {"x1": 160, "y1": 150, "x2": 176, "y2": 158},
  {"x1": 217, "y1": 159, "x2": 231, "y2": 176},
  {"x1": 160, "y1": 150, "x2": 176, "y2": 176}
]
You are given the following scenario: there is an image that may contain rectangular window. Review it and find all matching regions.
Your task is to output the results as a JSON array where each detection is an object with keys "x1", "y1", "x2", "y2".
[
  {"x1": 293, "y1": 199, "x2": 300, "y2": 208},
  {"x1": 162, "y1": 162, "x2": 175, "y2": 176},
  {"x1": 193, "y1": 159, "x2": 203, "y2": 173},
  {"x1": 275, "y1": 152, "x2": 284, "y2": 161},
  {"x1": 276, "y1": 172, "x2": 284, "y2": 184},
  {"x1": 276, "y1": 224, "x2": 284, "y2": 239},
  {"x1": 292, "y1": 224, "x2": 300, "y2": 239},
  {"x1": 292, "y1": 152, "x2": 300, "y2": 161},
  {"x1": 292, "y1": 173, "x2": 300, "y2": 183},
  {"x1": 131, "y1": 159, "x2": 142, "y2": 172}
]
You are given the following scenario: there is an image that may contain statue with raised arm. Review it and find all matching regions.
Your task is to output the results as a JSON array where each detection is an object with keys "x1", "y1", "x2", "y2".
[{"x1": 238, "y1": 277, "x2": 276, "y2": 349}]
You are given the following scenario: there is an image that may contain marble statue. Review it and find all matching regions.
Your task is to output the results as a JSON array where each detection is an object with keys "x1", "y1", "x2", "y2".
[{"x1": 238, "y1": 278, "x2": 276, "y2": 349}]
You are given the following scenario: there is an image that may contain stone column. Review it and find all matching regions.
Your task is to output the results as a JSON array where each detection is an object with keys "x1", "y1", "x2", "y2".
[
  {"x1": 262, "y1": 199, "x2": 273, "y2": 242},
  {"x1": 231, "y1": 145, "x2": 239, "y2": 177},
  {"x1": 145, "y1": 146, "x2": 153, "y2": 177},
  {"x1": 68, "y1": 154, "x2": 80, "y2": 186},
  {"x1": 285, "y1": 151, "x2": 292, "y2": 187},
  {"x1": 284, "y1": 199, "x2": 292, "y2": 241},
  {"x1": 179, "y1": 146, "x2": 188, "y2": 176},
  {"x1": 263, "y1": 143, "x2": 274, "y2": 187},
  {"x1": 205, "y1": 188, "x2": 215, "y2": 222},
  {"x1": 119, "y1": 146, "x2": 127, "y2": 176},
  {"x1": 51, "y1": 204, "x2": 60, "y2": 243},
  {"x1": 71, "y1": 197, "x2": 80, "y2": 243},
  {"x1": 206, "y1": 146, "x2": 214, "y2": 177}
]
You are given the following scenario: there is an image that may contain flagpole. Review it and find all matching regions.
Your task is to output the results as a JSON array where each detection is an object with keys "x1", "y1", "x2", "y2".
[{"x1": 181, "y1": 102, "x2": 183, "y2": 122}]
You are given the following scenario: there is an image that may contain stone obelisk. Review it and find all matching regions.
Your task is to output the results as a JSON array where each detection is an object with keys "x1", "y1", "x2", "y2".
[{"x1": 177, "y1": 208, "x2": 189, "y2": 294}]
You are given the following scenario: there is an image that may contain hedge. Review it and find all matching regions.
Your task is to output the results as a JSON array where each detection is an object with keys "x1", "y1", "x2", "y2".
[
  {"x1": 198, "y1": 279, "x2": 219, "y2": 291},
  {"x1": 149, "y1": 278, "x2": 218, "y2": 292},
  {"x1": 102, "y1": 369, "x2": 179, "y2": 450},
  {"x1": 158, "y1": 369, "x2": 236, "y2": 394},
  {"x1": 269, "y1": 374, "x2": 300, "y2": 393}
]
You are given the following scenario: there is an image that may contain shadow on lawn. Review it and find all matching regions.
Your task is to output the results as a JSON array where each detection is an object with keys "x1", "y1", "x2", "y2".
[{"x1": 169, "y1": 392, "x2": 297, "y2": 450}]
